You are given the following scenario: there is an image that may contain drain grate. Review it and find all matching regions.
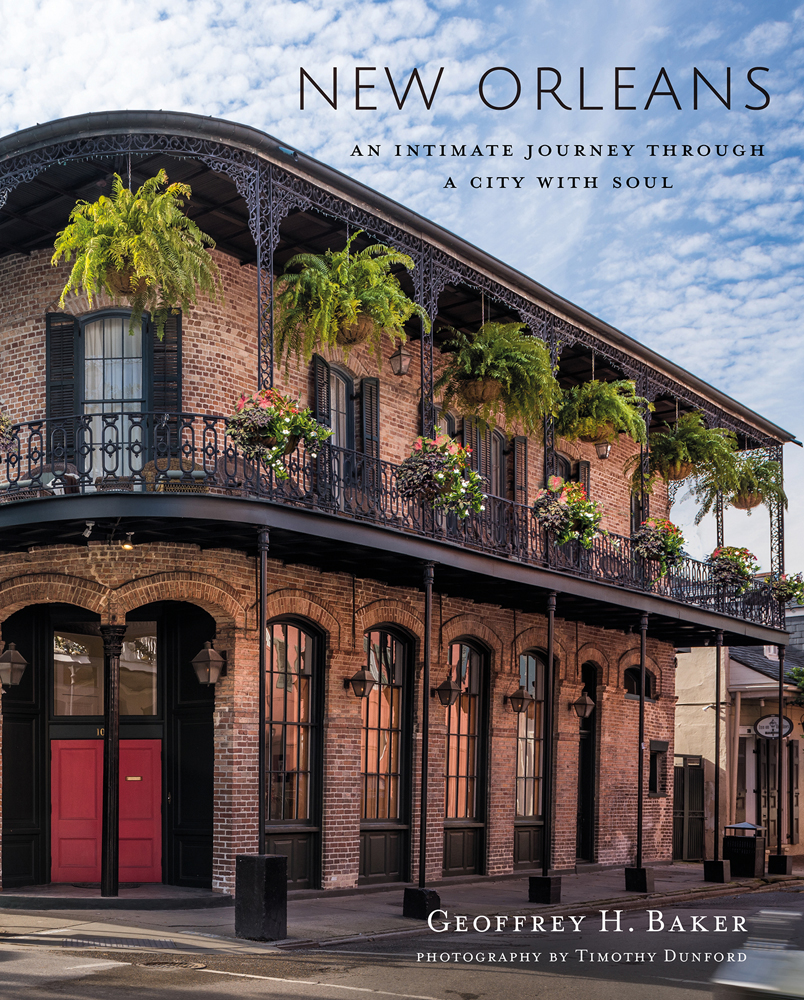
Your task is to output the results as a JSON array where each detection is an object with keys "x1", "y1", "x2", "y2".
[
  {"x1": 60, "y1": 935, "x2": 189, "y2": 951},
  {"x1": 139, "y1": 959, "x2": 206, "y2": 970}
]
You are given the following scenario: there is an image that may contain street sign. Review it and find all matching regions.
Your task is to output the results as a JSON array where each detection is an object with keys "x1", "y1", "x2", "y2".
[{"x1": 755, "y1": 714, "x2": 794, "y2": 739}]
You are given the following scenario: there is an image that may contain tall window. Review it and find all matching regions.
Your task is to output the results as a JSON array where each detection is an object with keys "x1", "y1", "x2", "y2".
[
  {"x1": 516, "y1": 651, "x2": 545, "y2": 818},
  {"x1": 266, "y1": 622, "x2": 316, "y2": 823},
  {"x1": 445, "y1": 642, "x2": 484, "y2": 819},
  {"x1": 361, "y1": 630, "x2": 405, "y2": 821},
  {"x1": 329, "y1": 369, "x2": 351, "y2": 449}
]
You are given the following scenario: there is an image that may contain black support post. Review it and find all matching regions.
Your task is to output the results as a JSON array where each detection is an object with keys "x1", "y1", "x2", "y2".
[
  {"x1": 625, "y1": 613, "x2": 654, "y2": 892},
  {"x1": 768, "y1": 643, "x2": 792, "y2": 874},
  {"x1": 705, "y1": 630, "x2": 730, "y2": 882},
  {"x1": 404, "y1": 561, "x2": 440, "y2": 919},
  {"x1": 529, "y1": 591, "x2": 561, "y2": 904},
  {"x1": 258, "y1": 527, "x2": 269, "y2": 855},
  {"x1": 100, "y1": 623, "x2": 127, "y2": 898}
]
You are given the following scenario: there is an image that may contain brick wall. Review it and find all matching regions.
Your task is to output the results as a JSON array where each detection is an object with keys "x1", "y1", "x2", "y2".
[{"x1": 0, "y1": 542, "x2": 676, "y2": 892}]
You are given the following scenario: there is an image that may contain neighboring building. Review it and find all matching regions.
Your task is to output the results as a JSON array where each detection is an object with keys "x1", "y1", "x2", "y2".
[
  {"x1": 0, "y1": 111, "x2": 792, "y2": 895},
  {"x1": 675, "y1": 645, "x2": 804, "y2": 862}
]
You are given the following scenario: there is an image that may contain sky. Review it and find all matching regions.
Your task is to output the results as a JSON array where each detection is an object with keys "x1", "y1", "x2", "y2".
[{"x1": 1, "y1": 0, "x2": 802, "y2": 571}]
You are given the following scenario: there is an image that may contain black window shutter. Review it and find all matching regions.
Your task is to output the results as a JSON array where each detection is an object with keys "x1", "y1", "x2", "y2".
[
  {"x1": 513, "y1": 435, "x2": 528, "y2": 505},
  {"x1": 313, "y1": 354, "x2": 331, "y2": 427},
  {"x1": 152, "y1": 312, "x2": 182, "y2": 414},
  {"x1": 578, "y1": 459, "x2": 591, "y2": 496},
  {"x1": 462, "y1": 417, "x2": 478, "y2": 471},
  {"x1": 480, "y1": 428, "x2": 493, "y2": 485},
  {"x1": 46, "y1": 313, "x2": 78, "y2": 421},
  {"x1": 361, "y1": 377, "x2": 380, "y2": 459}
]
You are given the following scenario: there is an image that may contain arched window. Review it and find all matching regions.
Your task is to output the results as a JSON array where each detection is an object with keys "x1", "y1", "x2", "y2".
[
  {"x1": 265, "y1": 619, "x2": 322, "y2": 888},
  {"x1": 624, "y1": 666, "x2": 655, "y2": 699},
  {"x1": 360, "y1": 628, "x2": 411, "y2": 883},
  {"x1": 516, "y1": 650, "x2": 545, "y2": 819}
]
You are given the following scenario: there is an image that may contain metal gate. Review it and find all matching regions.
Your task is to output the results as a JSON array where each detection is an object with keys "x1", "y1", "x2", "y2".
[{"x1": 673, "y1": 755, "x2": 704, "y2": 860}]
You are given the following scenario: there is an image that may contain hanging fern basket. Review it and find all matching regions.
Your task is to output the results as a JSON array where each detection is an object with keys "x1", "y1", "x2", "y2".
[
  {"x1": 106, "y1": 267, "x2": 148, "y2": 297},
  {"x1": 578, "y1": 423, "x2": 616, "y2": 445},
  {"x1": 456, "y1": 378, "x2": 503, "y2": 407},
  {"x1": 337, "y1": 314, "x2": 375, "y2": 347},
  {"x1": 731, "y1": 491, "x2": 763, "y2": 511},
  {"x1": 664, "y1": 460, "x2": 694, "y2": 482}
]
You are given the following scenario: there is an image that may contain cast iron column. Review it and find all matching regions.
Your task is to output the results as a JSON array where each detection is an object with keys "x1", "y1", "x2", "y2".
[
  {"x1": 100, "y1": 623, "x2": 127, "y2": 897},
  {"x1": 714, "y1": 630, "x2": 723, "y2": 860},
  {"x1": 541, "y1": 592, "x2": 557, "y2": 876},
  {"x1": 636, "y1": 613, "x2": 648, "y2": 870},
  {"x1": 258, "y1": 528, "x2": 269, "y2": 855},
  {"x1": 419, "y1": 561, "x2": 435, "y2": 887},
  {"x1": 777, "y1": 643, "x2": 785, "y2": 858}
]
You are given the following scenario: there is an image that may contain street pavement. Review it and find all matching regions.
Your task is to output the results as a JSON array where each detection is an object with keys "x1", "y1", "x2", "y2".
[{"x1": 0, "y1": 866, "x2": 803, "y2": 998}]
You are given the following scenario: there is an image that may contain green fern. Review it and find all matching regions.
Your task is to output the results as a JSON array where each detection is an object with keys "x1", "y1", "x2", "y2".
[
  {"x1": 691, "y1": 451, "x2": 786, "y2": 524},
  {"x1": 52, "y1": 170, "x2": 223, "y2": 339},
  {"x1": 629, "y1": 411, "x2": 737, "y2": 491},
  {"x1": 556, "y1": 379, "x2": 650, "y2": 444},
  {"x1": 275, "y1": 232, "x2": 430, "y2": 365},
  {"x1": 433, "y1": 322, "x2": 560, "y2": 434}
]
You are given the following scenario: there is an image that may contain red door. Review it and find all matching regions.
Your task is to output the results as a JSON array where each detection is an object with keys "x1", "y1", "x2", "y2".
[
  {"x1": 50, "y1": 740, "x2": 103, "y2": 882},
  {"x1": 119, "y1": 740, "x2": 162, "y2": 882},
  {"x1": 50, "y1": 739, "x2": 162, "y2": 883}
]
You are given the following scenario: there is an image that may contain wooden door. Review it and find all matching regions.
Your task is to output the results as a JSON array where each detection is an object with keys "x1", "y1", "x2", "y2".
[
  {"x1": 119, "y1": 740, "x2": 162, "y2": 882},
  {"x1": 50, "y1": 740, "x2": 103, "y2": 882},
  {"x1": 50, "y1": 739, "x2": 162, "y2": 883}
]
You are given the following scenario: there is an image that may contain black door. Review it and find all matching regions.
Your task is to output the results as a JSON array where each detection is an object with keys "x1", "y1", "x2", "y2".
[
  {"x1": 673, "y1": 755, "x2": 704, "y2": 860},
  {"x1": 757, "y1": 738, "x2": 778, "y2": 848},
  {"x1": 157, "y1": 603, "x2": 215, "y2": 888},
  {"x1": 575, "y1": 663, "x2": 597, "y2": 861},
  {"x1": 1, "y1": 606, "x2": 50, "y2": 886}
]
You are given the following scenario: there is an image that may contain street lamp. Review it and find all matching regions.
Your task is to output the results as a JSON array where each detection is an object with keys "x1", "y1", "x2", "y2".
[
  {"x1": 0, "y1": 642, "x2": 28, "y2": 688},
  {"x1": 191, "y1": 642, "x2": 226, "y2": 685}
]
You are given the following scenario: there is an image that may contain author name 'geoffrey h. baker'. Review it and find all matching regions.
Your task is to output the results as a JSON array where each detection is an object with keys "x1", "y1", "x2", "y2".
[{"x1": 428, "y1": 909, "x2": 747, "y2": 934}]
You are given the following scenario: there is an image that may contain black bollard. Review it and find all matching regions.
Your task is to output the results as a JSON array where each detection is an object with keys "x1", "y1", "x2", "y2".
[{"x1": 235, "y1": 855, "x2": 287, "y2": 941}]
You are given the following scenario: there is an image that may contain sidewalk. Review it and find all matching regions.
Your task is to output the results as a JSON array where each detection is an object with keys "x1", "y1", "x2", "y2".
[{"x1": 0, "y1": 863, "x2": 802, "y2": 956}]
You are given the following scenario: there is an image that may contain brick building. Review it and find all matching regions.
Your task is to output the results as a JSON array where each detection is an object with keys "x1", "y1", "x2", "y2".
[{"x1": 0, "y1": 111, "x2": 792, "y2": 896}]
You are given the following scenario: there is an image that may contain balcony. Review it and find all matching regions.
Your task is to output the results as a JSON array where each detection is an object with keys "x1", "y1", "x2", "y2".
[{"x1": 0, "y1": 411, "x2": 783, "y2": 638}]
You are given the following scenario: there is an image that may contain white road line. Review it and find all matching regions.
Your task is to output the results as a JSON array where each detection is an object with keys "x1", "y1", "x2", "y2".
[
  {"x1": 65, "y1": 961, "x2": 130, "y2": 969},
  {"x1": 199, "y1": 968, "x2": 441, "y2": 999}
]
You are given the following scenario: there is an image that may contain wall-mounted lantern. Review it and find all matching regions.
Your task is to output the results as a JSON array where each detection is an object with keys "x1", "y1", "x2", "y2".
[
  {"x1": 389, "y1": 345, "x2": 413, "y2": 377},
  {"x1": 191, "y1": 642, "x2": 227, "y2": 685},
  {"x1": 572, "y1": 691, "x2": 595, "y2": 718},
  {"x1": 0, "y1": 643, "x2": 28, "y2": 688},
  {"x1": 344, "y1": 667, "x2": 376, "y2": 698},
  {"x1": 432, "y1": 676, "x2": 461, "y2": 707},
  {"x1": 594, "y1": 441, "x2": 612, "y2": 460},
  {"x1": 504, "y1": 685, "x2": 534, "y2": 714}
]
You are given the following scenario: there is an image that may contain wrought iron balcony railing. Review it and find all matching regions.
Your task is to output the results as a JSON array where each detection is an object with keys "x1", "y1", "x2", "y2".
[{"x1": 0, "y1": 412, "x2": 782, "y2": 629}]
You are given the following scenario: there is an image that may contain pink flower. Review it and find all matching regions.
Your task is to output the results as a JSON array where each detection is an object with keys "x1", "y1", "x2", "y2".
[{"x1": 414, "y1": 440, "x2": 422, "y2": 451}]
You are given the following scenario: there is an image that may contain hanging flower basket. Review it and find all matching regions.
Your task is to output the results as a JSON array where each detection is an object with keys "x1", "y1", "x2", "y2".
[
  {"x1": 227, "y1": 388, "x2": 331, "y2": 480},
  {"x1": 532, "y1": 476, "x2": 603, "y2": 549},
  {"x1": 631, "y1": 517, "x2": 685, "y2": 576},
  {"x1": 396, "y1": 435, "x2": 485, "y2": 518},
  {"x1": 770, "y1": 573, "x2": 804, "y2": 606},
  {"x1": 707, "y1": 546, "x2": 760, "y2": 593},
  {"x1": 0, "y1": 414, "x2": 15, "y2": 453},
  {"x1": 456, "y1": 378, "x2": 504, "y2": 408},
  {"x1": 664, "y1": 459, "x2": 694, "y2": 482},
  {"x1": 337, "y1": 313, "x2": 375, "y2": 347},
  {"x1": 731, "y1": 491, "x2": 763, "y2": 511}
]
